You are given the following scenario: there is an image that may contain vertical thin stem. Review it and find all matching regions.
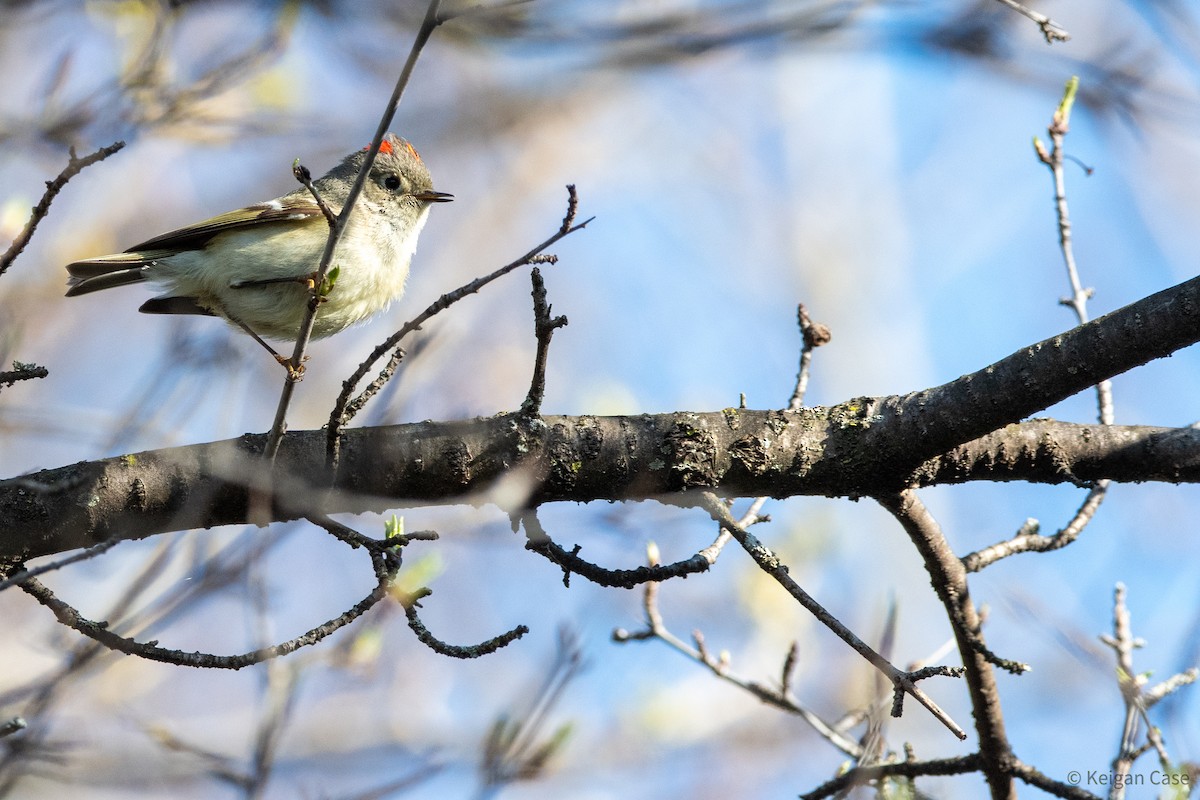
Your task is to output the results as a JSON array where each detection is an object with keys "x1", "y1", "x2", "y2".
[{"x1": 264, "y1": 0, "x2": 444, "y2": 463}]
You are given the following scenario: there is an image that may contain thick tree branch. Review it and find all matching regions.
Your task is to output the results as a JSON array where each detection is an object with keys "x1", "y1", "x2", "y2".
[
  {"x1": 5, "y1": 271, "x2": 1200, "y2": 562},
  {"x1": 912, "y1": 420, "x2": 1200, "y2": 487},
  {"x1": 4, "y1": 415, "x2": 1198, "y2": 563},
  {"x1": 853, "y1": 272, "x2": 1200, "y2": 481}
]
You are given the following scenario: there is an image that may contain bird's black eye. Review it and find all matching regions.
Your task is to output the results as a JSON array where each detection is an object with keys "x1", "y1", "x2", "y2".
[{"x1": 384, "y1": 174, "x2": 402, "y2": 191}]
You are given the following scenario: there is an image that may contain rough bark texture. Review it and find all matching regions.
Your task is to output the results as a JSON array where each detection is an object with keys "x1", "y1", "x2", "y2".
[
  {"x1": 4, "y1": 272, "x2": 1200, "y2": 562},
  {"x1": 3, "y1": 412, "x2": 1200, "y2": 563}
]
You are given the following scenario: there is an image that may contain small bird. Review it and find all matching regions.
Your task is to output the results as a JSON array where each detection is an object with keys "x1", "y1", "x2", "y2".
[{"x1": 65, "y1": 133, "x2": 452, "y2": 358}]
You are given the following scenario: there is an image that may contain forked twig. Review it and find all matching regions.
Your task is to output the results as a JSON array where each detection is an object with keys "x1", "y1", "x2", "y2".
[
  {"x1": 701, "y1": 493, "x2": 967, "y2": 740},
  {"x1": 613, "y1": 542, "x2": 863, "y2": 757},
  {"x1": 519, "y1": 267, "x2": 569, "y2": 417}
]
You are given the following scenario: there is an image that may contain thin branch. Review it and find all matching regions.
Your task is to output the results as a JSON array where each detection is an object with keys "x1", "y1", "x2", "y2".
[
  {"x1": 264, "y1": 0, "x2": 446, "y2": 463},
  {"x1": 1098, "y1": 583, "x2": 1198, "y2": 795},
  {"x1": 0, "y1": 142, "x2": 125, "y2": 276},
  {"x1": 292, "y1": 160, "x2": 339, "y2": 228},
  {"x1": 19, "y1": 571, "x2": 390, "y2": 669},
  {"x1": 1037, "y1": 76, "x2": 1110, "y2": 424},
  {"x1": 695, "y1": 495, "x2": 768, "y2": 564},
  {"x1": 521, "y1": 510, "x2": 712, "y2": 588},
  {"x1": 612, "y1": 542, "x2": 863, "y2": 757},
  {"x1": 788, "y1": 303, "x2": 831, "y2": 412},
  {"x1": 525, "y1": 534, "x2": 711, "y2": 589},
  {"x1": 967, "y1": 77, "x2": 1109, "y2": 572},
  {"x1": 519, "y1": 267, "x2": 569, "y2": 417},
  {"x1": 0, "y1": 363, "x2": 48, "y2": 391},
  {"x1": 800, "y1": 754, "x2": 984, "y2": 800},
  {"x1": 699, "y1": 306, "x2": 828, "y2": 568},
  {"x1": 558, "y1": 181, "x2": 580, "y2": 233},
  {"x1": 992, "y1": 0, "x2": 1070, "y2": 43},
  {"x1": 308, "y1": 515, "x2": 529, "y2": 661},
  {"x1": 961, "y1": 490, "x2": 1105, "y2": 572},
  {"x1": 701, "y1": 493, "x2": 968, "y2": 741},
  {"x1": 1010, "y1": 759, "x2": 1103, "y2": 800},
  {"x1": 401, "y1": 589, "x2": 529, "y2": 658},
  {"x1": 17, "y1": 516, "x2": 415, "y2": 668},
  {"x1": 1144, "y1": 667, "x2": 1199, "y2": 708},
  {"x1": 1044, "y1": 75, "x2": 1114, "y2": 552},
  {"x1": 0, "y1": 535, "x2": 122, "y2": 592}
]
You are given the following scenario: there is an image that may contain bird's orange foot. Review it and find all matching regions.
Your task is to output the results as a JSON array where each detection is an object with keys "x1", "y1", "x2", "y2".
[{"x1": 276, "y1": 354, "x2": 309, "y2": 381}]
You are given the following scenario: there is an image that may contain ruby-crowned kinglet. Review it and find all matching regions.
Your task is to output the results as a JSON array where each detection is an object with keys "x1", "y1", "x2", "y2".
[{"x1": 65, "y1": 133, "x2": 452, "y2": 346}]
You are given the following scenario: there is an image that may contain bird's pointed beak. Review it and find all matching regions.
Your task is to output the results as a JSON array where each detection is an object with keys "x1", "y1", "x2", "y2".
[{"x1": 415, "y1": 190, "x2": 454, "y2": 203}]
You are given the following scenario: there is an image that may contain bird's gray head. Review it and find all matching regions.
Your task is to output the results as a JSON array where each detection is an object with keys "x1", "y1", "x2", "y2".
[{"x1": 324, "y1": 133, "x2": 449, "y2": 207}]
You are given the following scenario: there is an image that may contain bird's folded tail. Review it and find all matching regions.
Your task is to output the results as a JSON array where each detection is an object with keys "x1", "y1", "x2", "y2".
[{"x1": 64, "y1": 250, "x2": 175, "y2": 297}]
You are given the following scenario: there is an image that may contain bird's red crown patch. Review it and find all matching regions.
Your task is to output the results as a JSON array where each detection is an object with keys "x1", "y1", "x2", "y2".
[{"x1": 367, "y1": 138, "x2": 420, "y2": 161}]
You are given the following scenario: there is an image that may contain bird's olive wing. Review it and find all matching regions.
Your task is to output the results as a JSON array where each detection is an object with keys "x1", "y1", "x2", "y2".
[{"x1": 127, "y1": 196, "x2": 324, "y2": 252}]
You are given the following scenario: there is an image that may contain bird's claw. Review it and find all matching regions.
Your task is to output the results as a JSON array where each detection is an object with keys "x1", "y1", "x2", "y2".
[{"x1": 276, "y1": 354, "x2": 309, "y2": 381}]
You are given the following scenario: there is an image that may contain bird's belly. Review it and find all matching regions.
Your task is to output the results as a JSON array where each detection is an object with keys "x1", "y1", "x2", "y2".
[{"x1": 148, "y1": 225, "x2": 411, "y2": 341}]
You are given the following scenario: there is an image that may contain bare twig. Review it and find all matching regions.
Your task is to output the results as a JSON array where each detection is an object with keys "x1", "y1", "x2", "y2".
[
  {"x1": 519, "y1": 267, "x2": 569, "y2": 417},
  {"x1": 292, "y1": 160, "x2": 339, "y2": 228},
  {"x1": 800, "y1": 754, "x2": 984, "y2": 800},
  {"x1": 612, "y1": 542, "x2": 863, "y2": 756},
  {"x1": 521, "y1": 510, "x2": 711, "y2": 588},
  {"x1": 401, "y1": 590, "x2": 529, "y2": 658},
  {"x1": 695, "y1": 496, "x2": 768, "y2": 564},
  {"x1": 0, "y1": 535, "x2": 122, "y2": 593},
  {"x1": 965, "y1": 77, "x2": 1111, "y2": 573},
  {"x1": 558, "y1": 182, "x2": 580, "y2": 233},
  {"x1": 0, "y1": 363, "x2": 48, "y2": 391},
  {"x1": 701, "y1": 307, "x2": 828, "y2": 566},
  {"x1": 992, "y1": 0, "x2": 1070, "y2": 43},
  {"x1": 961, "y1": 490, "x2": 1105, "y2": 572},
  {"x1": 264, "y1": 0, "x2": 446, "y2": 463},
  {"x1": 1009, "y1": 759, "x2": 1103, "y2": 800},
  {"x1": 0, "y1": 141, "x2": 125, "y2": 276},
  {"x1": 701, "y1": 306, "x2": 828, "y2": 561},
  {"x1": 701, "y1": 493, "x2": 967, "y2": 740},
  {"x1": 19, "y1": 571, "x2": 390, "y2": 668},
  {"x1": 1099, "y1": 583, "x2": 1198, "y2": 796},
  {"x1": 310, "y1": 515, "x2": 526, "y2": 661},
  {"x1": 788, "y1": 303, "x2": 831, "y2": 412},
  {"x1": 16, "y1": 515, "x2": 418, "y2": 668},
  {"x1": 1038, "y1": 77, "x2": 1112, "y2": 427},
  {"x1": 877, "y1": 490, "x2": 1016, "y2": 797}
]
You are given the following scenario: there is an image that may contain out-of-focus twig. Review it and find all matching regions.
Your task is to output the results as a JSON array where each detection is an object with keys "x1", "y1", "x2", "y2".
[
  {"x1": 992, "y1": 0, "x2": 1069, "y2": 43},
  {"x1": 0, "y1": 142, "x2": 125, "y2": 277}
]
